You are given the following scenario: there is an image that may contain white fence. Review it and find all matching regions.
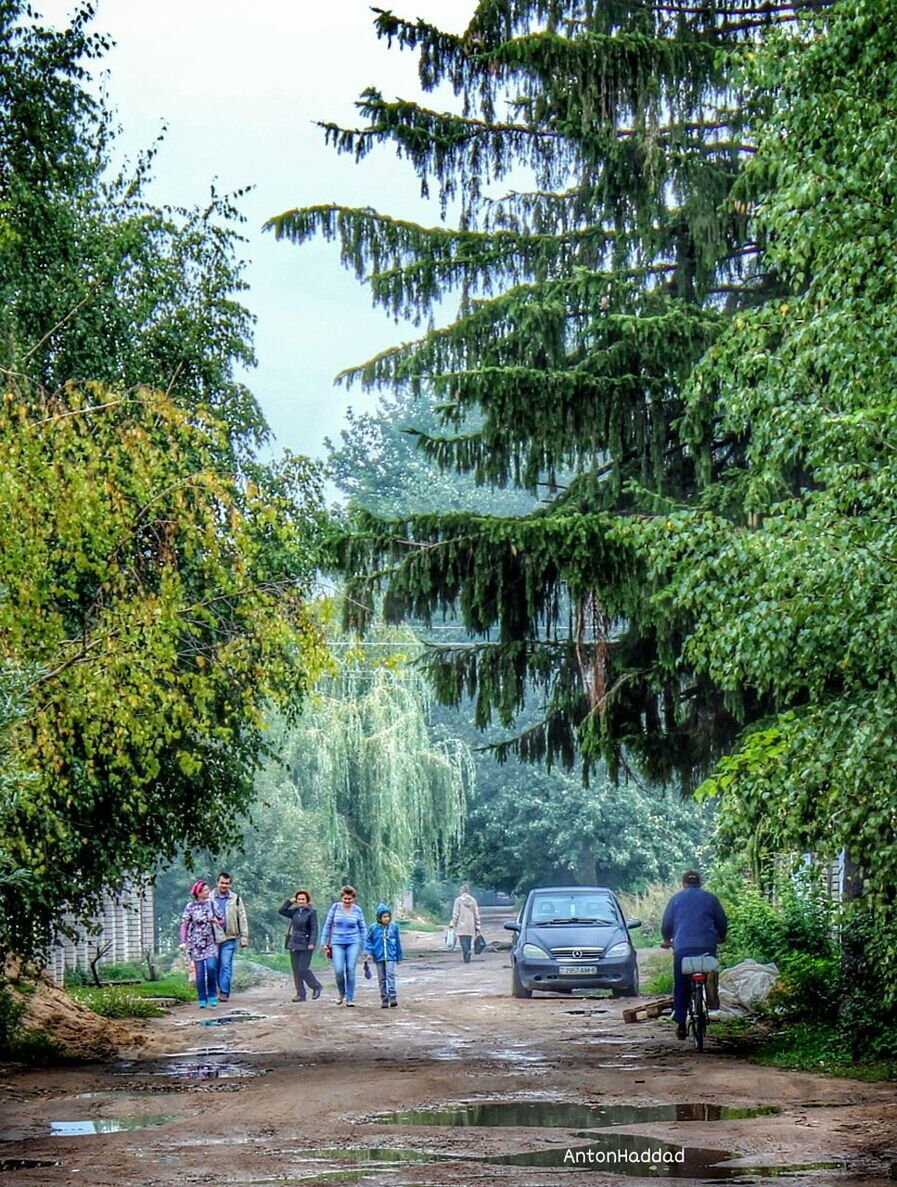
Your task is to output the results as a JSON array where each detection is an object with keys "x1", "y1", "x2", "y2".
[{"x1": 46, "y1": 881, "x2": 155, "y2": 985}]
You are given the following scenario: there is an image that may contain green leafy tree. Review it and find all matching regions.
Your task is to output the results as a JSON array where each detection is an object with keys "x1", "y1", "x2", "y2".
[
  {"x1": 262, "y1": 631, "x2": 471, "y2": 913},
  {"x1": 463, "y1": 761, "x2": 713, "y2": 895},
  {"x1": 155, "y1": 629, "x2": 471, "y2": 942},
  {"x1": 0, "y1": 1, "x2": 264, "y2": 452},
  {"x1": 617, "y1": 0, "x2": 897, "y2": 1008},
  {"x1": 0, "y1": 4, "x2": 331, "y2": 965},
  {"x1": 270, "y1": 0, "x2": 810, "y2": 785},
  {"x1": 0, "y1": 385, "x2": 327, "y2": 963},
  {"x1": 327, "y1": 389, "x2": 538, "y2": 518}
]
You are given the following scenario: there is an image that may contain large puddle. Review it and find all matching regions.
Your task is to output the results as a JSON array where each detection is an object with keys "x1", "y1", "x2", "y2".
[
  {"x1": 484, "y1": 1134, "x2": 840, "y2": 1178},
  {"x1": 115, "y1": 1049, "x2": 266, "y2": 1081},
  {"x1": 376, "y1": 1100, "x2": 780, "y2": 1128},
  {"x1": 363, "y1": 1097, "x2": 840, "y2": 1181},
  {"x1": 46, "y1": 1115, "x2": 178, "y2": 1137}
]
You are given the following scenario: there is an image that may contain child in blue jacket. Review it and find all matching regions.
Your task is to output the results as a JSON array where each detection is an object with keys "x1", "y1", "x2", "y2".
[{"x1": 363, "y1": 902, "x2": 404, "y2": 1008}]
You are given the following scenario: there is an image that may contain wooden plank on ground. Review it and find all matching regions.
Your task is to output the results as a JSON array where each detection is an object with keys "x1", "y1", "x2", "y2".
[{"x1": 622, "y1": 996, "x2": 674, "y2": 1023}]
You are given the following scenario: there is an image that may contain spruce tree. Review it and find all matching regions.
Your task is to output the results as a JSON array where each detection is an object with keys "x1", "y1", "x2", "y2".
[{"x1": 269, "y1": 0, "x2": 814, "y2": 786}]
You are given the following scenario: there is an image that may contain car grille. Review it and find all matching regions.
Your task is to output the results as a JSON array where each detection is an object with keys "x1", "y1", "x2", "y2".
[{"x1": 551, "y1": 946, "x2": 605, "y2": 960}]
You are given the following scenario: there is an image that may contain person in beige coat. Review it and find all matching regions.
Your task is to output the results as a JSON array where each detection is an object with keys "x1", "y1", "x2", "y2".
[{"x1": 450, "y1": 884, "x2": 481, "y2": 963}]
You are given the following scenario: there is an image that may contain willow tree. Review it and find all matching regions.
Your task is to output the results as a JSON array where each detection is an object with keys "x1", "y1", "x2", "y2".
[
  {"x1": 251, "y1": 631, "x2": 471, "y2": 915},
  {"x1": 268, "y1": 0, "x2": 819, "y2": 786}
]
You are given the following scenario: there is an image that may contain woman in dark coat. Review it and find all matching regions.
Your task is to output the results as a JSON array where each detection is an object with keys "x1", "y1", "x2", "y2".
[{"x1": 279, "y1": 889, "x2": 323, "y2": 1002}]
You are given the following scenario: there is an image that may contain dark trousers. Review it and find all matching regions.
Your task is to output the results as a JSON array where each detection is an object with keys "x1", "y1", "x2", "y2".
[
  {"x1": 290, "y1": 948, "x2": 322, "y2": 999},
  {"x1": 459, "y1": 934, "x2": 472, "y2": 963},
  {"x1": 673, "y1": 947, "x2": 712, "y2": 1024}
]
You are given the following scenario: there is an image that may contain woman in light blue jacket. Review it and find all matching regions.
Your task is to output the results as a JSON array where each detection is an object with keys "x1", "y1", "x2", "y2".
[{"x1": 320, "y1": 885, "x2": 366, "y2": 1007}]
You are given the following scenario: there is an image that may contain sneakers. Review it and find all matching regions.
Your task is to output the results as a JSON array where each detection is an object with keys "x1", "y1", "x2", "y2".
[
  {"x1": 381, "y1": 1001, "x2": 389, "y2": 1009},
  {"x1": 389, "y1": 999, "x2": 398, "y2": 1008},
  {"x1": 292, "y1": 995, "x2": 306, "y2": 1002},
  {"x1": 336, "y1": 996, "x2": 344, "y2": 1006},
  {"x1": 219, "y1": 993, "x2": 229, "y2": 1003},
  {"x1": 198, "y1": 1000, "x2": 207, "y2": 1009},
  {"x1": 345, "y1": 1001, "x2": 356, "y2": 1008},
  {"x1": 312, "y1": 987, "x2": 322, "y2": 1001},
  {"x1": 676, "y1": 1023, "x2": 687, "y2": 1040},
  {"x1": 208, "y1": 996, "x2": 218, "y2": 1007}
]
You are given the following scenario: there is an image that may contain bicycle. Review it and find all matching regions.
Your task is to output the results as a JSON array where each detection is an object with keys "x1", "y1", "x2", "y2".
[{"x1": 680, "y1": 954, "x2": 719, "y2": 1052}]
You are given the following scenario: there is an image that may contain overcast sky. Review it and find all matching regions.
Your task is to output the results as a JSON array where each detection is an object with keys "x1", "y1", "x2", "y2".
[{"x1": 35, "y1": 1, "x2": 475, "y2": 459}]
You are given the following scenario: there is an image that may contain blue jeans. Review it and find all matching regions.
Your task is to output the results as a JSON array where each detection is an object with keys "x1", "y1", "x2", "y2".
[
  {"x1": 375, "y1": 959, "x2": 397, "y2": 1003},
  {"x1": 217, "y1": 938, "x2": 237, "y2": 997},
  {"x1": 195, "y1": 955, "x2": 218, "y2": 1003},
  {"x1": 332, "y1": 940, "x2": 362, "y2": 1003}
]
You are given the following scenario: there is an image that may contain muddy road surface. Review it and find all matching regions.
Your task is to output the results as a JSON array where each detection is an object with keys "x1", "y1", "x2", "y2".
[{"x1": 2, "y1": 917, "x2": 895, "y2": 1186}]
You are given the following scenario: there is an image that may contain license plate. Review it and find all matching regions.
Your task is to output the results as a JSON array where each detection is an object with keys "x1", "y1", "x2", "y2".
[{"x1": 563, "y1": 965, "x2": 598, "y2": 975}]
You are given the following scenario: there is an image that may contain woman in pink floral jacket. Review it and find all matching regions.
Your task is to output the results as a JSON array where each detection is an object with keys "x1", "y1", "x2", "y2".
[{"x1": 179, "y1": 880, "x2": 225, "y2": 1008}]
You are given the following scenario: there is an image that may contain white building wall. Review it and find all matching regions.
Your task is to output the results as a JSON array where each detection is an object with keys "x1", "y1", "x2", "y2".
[{"x1": 47, "y1": 880, "x2": 155, "y2": 985}]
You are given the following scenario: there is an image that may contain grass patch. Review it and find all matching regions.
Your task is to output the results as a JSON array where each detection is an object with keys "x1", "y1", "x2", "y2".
[
  {"x1": 643, "y1": 968, "x2": 674, "y2": 996},
  {"x1": 69, "y1": 988, "x2": 168, "y2": 1018},
  {"x1": 237, "y1": 952, "x2": 290, "y2": 974},
  {"x1": 712, "y1": 1018, "x2": 897, "y2": 1082},
  {"x1": 631, "y1": 928, "x2": 662, "y2": 950},
  {"x1": 757, "y1": 1022, "x2": 897, "y2": 1081},
  {"x1": 68, "y1": 972, "x2": 194, "y2": 1017}
]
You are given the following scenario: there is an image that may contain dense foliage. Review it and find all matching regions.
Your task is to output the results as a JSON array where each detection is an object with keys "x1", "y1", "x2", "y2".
[
  {"x1": 0, "y1": 3, "x2": 326, "y2": 963},
  {"x1": 271, "y1": 0, "x2": 794, "y2": 787},
  {"x1": 462, "y1": 760, "x2": 713, "y2": 895},
  {"x1": 276, "y1": 0, "x2": 897, "y2": 1024},
  {"x1": 155, "y1": 631, "x2": 471, "y2": 944},
  {"x1": 0, "y1": 386, "x2": 326, "y2": 961},
  {"x1": 0, "y1": 1, "x2": 264, "y2": 452}
]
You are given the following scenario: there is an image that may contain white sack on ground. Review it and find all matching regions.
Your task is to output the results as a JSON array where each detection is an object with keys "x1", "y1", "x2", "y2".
[{"x1": 714, "y1": 959, "x2": 780, "y2": 1018}]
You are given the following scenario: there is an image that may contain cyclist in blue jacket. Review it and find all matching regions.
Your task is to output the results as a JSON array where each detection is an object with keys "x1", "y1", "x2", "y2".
[{"x1": 661, "y1": 870, "x2": 727, "y2": 1040}]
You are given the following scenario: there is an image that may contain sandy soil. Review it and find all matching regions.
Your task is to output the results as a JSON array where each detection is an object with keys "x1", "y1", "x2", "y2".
[{"x1": 1, "y1": 914, "x2": 895, "y2": 1186}]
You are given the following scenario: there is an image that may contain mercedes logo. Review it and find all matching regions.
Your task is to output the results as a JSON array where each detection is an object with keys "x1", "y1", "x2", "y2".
[{"x1": 572, "y1": 949, "x2": 583, "y2": 959}]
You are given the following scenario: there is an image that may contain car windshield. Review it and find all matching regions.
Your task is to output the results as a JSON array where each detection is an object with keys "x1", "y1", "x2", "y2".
[{"x1": 529, "y1": 895, "x2": 618, "y2": 926}]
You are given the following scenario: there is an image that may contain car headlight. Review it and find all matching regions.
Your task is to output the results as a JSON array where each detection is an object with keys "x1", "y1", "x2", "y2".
[
  {"x1": 522, "y1": 943, "x2": 550, "y2": 959},
  {"x1": 604, "y1": 941, "x2": 631, "y2": 959}
]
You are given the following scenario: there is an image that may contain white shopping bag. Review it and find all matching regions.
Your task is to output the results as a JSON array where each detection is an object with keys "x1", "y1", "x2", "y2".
[{"x1": 443, "y1": 926, "x2": 456, "y2": 950}]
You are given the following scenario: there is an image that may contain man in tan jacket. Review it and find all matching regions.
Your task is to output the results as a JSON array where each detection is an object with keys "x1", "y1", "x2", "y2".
[
  {"x1": 450, "y1": 884, "x2": 481, "y2": 963},
  {"x1": 213, "y1": 871, "x2": 249, "y2": 1002}
]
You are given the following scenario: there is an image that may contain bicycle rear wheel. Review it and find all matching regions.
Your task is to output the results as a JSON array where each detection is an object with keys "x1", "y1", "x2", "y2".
[{"x1": 690, "y1": 981, "x2": 706, "y2": 1052}]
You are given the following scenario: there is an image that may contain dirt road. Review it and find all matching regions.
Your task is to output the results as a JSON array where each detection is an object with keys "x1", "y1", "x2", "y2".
[{"x1": 2, "y1": 918, "x2": 895, "y2": 1186}]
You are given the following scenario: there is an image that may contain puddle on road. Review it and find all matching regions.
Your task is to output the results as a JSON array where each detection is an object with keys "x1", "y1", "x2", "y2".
[
  {"x1": 0, "y1": 1159, "x2": 61, "y2": 1173},
  {"x1": 45, "y1": 1114, "x2": 178, "y2": 1136},
  {"x1": 288, "y1": 1147, "x2": 445, "y2": 1166},
  {"x1": 376, "y1": 1100, "x2": 780, "y2": 1129},
  {"x1": 115, "y1": 1050, "x2": 266, "y2": 1081},
  {"x1": 486, "y1": 1134, "x2": 841, "y2": 1178},
  {"x1": 74, "y1": 1090, "x2": 178, "y2": 1100}
]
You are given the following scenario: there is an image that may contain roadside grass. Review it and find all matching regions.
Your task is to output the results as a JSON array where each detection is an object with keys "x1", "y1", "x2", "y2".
[
  {"x1": 638, "y1": 947, "x2": 673, "y2": 997},
  {"x1": 617, "y1": 884, "x2": 677, "y2": 937},
  {"x1": 712, "y1": 1019, "x2": 897, "y2": 1082},
  {"x1": 69, "y1": 973, "x2": 194, "y2": 1017}
]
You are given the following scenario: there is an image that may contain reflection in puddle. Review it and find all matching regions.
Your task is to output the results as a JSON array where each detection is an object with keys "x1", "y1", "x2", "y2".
[
  {"x1": 289, "y1": 1147, "x2": 443, "y2": 1165},
  {"x1": 0, "y1": 1159, "x2": 61, "y2": 1173},
  {"x1": 191, "y1": 1011, "x2": 269, "y2": 1028},
  {"x1": 484, "y1": 1134, "x2": 840, "y2": 1179},
  {"x1": 377, "y1": 1100, "x2": 780, "y2": 1129},
  {"x1": 115, "y1": 1053, "x2": 264, "y2": 1081},
  {"x1": 46, "y1": 1114, "x2": 178, "y2": 1136}
]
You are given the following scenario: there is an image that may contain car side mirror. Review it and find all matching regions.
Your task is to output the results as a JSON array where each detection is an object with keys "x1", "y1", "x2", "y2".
[
  {"x1": 626, "y1": 918, "x2": 641, "y2": 930},
  {"x1": 504, "y1": 921, "x2": 521, "y2": 933}
]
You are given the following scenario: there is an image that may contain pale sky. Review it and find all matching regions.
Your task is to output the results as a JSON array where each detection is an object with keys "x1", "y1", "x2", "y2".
[{"x1": 35, "y1": 1, "x2": 476, "y2": 458}]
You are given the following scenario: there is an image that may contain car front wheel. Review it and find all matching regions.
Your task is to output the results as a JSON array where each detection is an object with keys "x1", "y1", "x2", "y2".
[
  {"x1": 511, "y1": 959, "x2": 532, "y2": 999},
  {"x1": 611, "y1": 966, "x2": 640, "y2": 998}
]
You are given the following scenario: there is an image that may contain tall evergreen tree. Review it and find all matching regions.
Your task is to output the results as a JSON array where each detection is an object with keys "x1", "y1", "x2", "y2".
[{"x1": 269, "y1": 0, "x2": 816, "y2": 784}]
